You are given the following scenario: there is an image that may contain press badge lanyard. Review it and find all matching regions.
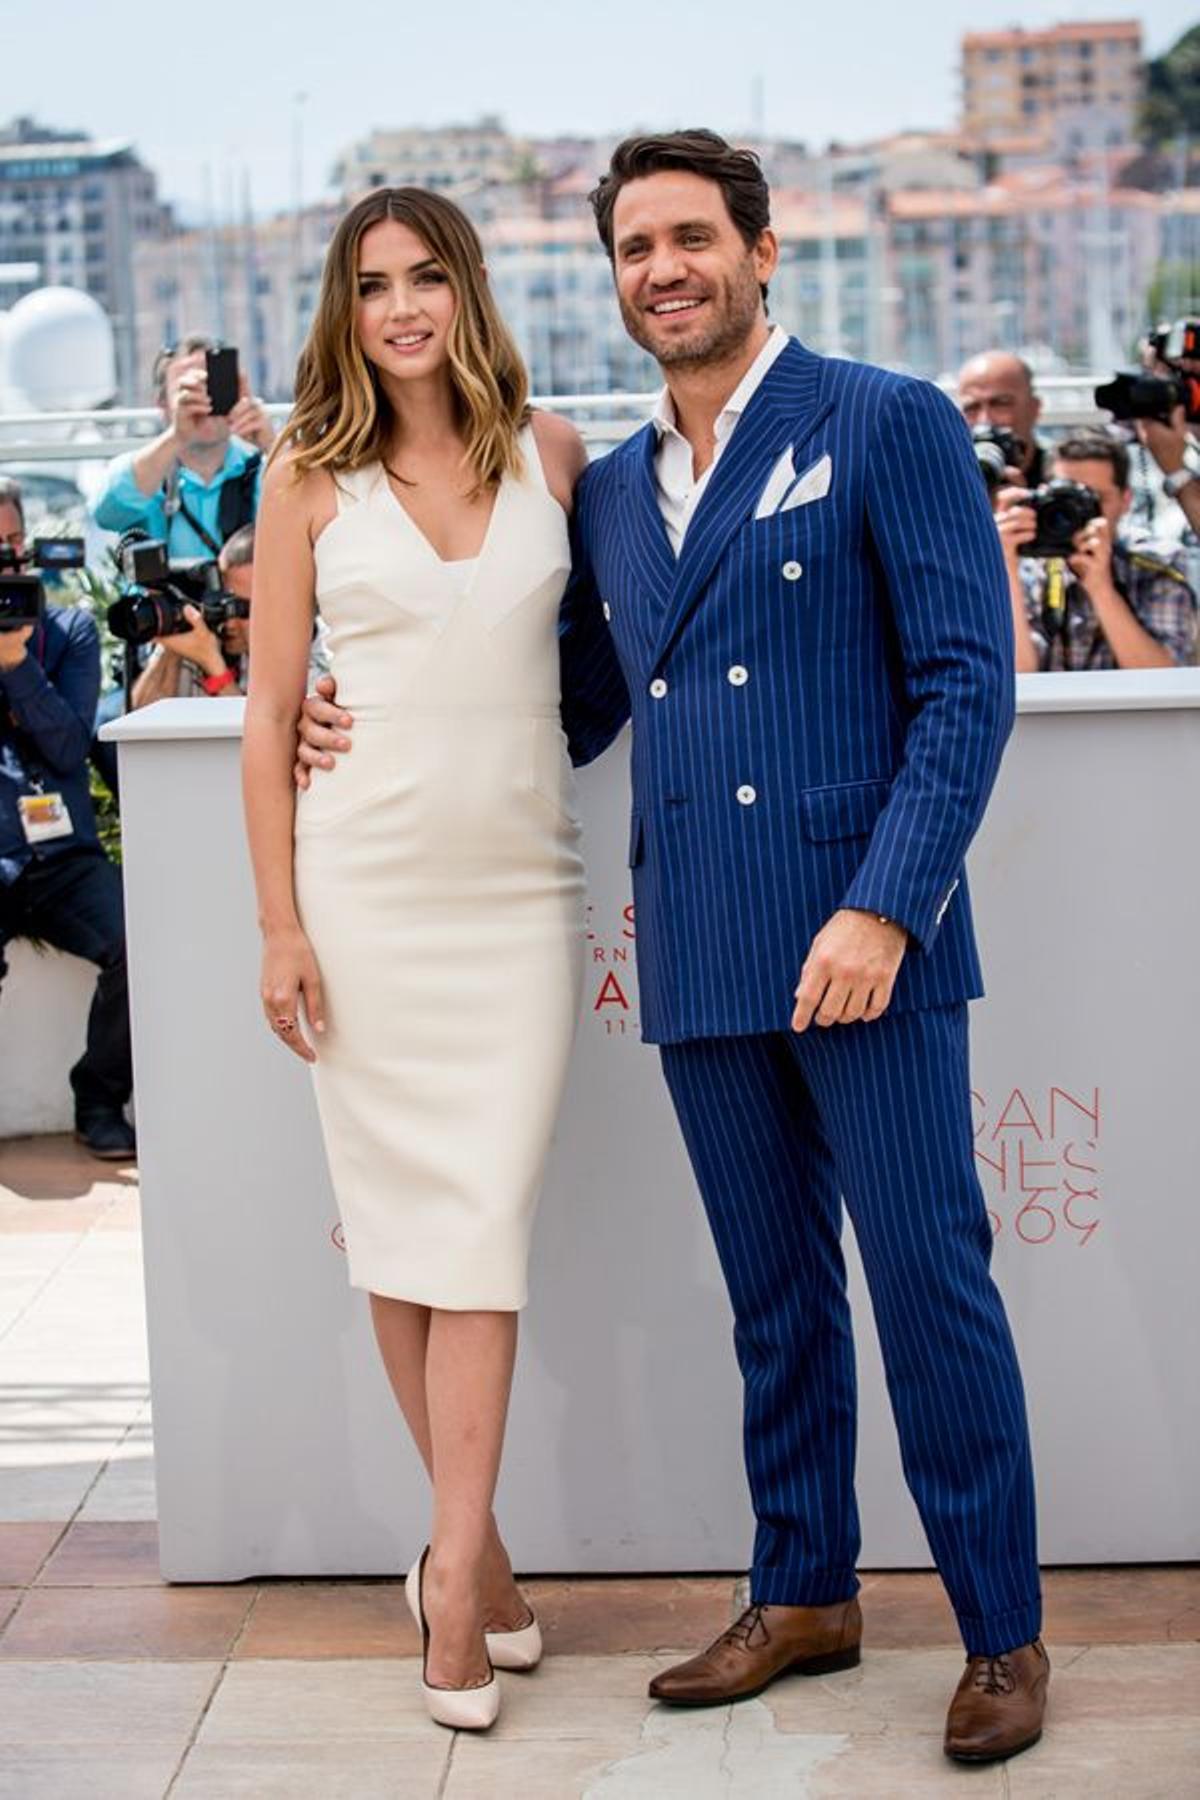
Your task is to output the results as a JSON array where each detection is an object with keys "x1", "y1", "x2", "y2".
[
  {"x1": 4, "y1": 625, "x2": 75, "y2": 846},
  {"x1": 163, "y1": 465, "x2": 224, "y2": 560}
]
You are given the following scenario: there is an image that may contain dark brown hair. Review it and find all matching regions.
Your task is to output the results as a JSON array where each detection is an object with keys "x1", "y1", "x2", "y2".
[
  {"x1": 1055, "y1": 430, "x2": 1130, "y2": 490},
  {"x1": 589, "y1": 129, "x2": 771, "y2": 261}
]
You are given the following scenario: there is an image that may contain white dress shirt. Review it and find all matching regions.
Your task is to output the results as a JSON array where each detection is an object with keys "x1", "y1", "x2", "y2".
[{"x1": 651, "y1": 324, "x2": 789, "y2": 556}]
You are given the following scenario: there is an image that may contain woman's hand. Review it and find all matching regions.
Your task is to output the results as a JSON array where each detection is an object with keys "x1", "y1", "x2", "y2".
[{"x1": 260, "y1": 925, "x2": 326, "y2": 1063}]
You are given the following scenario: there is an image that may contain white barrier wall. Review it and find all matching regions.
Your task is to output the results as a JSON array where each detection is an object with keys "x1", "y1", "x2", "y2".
[
  {"x1": 0, "y1": 942, "x2": 95, "y2": 1136},
  {"x1": 104, "y1": 672, "x2": 1200, "y2": 1581}
]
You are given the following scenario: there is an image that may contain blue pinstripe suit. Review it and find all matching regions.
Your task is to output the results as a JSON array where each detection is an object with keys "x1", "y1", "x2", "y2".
[{"x1": 560, "y1": 339, "x2": 1041, "y2": 1658}]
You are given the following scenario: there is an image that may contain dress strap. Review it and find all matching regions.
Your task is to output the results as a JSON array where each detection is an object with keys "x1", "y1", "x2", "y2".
[
  {"x1": 332, "y1": 463, "x2": 382, "y2": 514},
  {"x1": 521, "y1": 420, "x2": 550, "y2": 493}
]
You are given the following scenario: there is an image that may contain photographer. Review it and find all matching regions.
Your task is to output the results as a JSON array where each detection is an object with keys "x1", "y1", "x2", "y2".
[
  {"x1": 125, "y1": 522, "x2": 329, "y2": 709},
  {"x1": 93, "y1": 335, "x2": 273, "y2": 560},
  {"x1": 957, "y1": 351, "x2": 1049, "y2": 489},
  {"x1": 0, "y1": 478, "x2": 134, "y2": 1161},
  {"x1": 1133, "y1": 345, "x2": 1200, "y2": 540},
  {"x1": 995, "y1": 432, "x2": 1197, "y2": 673},
  {"x1": 130, "y1": 523, "x2": 254, "y2": 708}
]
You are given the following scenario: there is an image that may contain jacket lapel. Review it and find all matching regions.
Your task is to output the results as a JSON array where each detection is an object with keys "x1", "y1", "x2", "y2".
[
  {"x1": 650, "y1": 340, "x2": 831, "y2": 671},
  {"x1": 617, "y1": 424, "x2": 677, "y2": 603}
]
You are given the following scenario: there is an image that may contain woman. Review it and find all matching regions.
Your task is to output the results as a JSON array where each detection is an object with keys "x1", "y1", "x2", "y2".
[{"x1": 242, "y1": 187, "x2": 591, "y2": 1731}]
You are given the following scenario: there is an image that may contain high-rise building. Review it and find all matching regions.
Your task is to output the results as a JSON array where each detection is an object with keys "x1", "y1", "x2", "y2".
[
  {"x1": 0, "y1": 118, "x2": 171, "y2": 401},
  {"x1": 961, "y1": 21, "x2": 1143, "y2": 148}
]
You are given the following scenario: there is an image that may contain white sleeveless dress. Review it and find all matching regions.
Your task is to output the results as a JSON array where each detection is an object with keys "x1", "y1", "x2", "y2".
[{"x1": 293, "y1": 430, "x2": 585, "y2": 1309}]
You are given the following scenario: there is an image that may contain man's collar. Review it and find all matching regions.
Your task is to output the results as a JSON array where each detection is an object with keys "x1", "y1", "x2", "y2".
[
  {"x1": 651, "y1": 324, "x2": 790, "y2": 441},
  {"x1": 177, "y1": 437, "x2": 255, "y2": 488}
]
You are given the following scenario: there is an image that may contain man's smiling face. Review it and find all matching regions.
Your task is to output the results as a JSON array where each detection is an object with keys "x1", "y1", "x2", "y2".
[{"x1": 610, "y1": 169, "x2": 776, "y2": 369}]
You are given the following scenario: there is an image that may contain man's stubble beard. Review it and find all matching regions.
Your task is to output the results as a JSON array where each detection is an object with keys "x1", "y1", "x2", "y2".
[{"x1": 620, "y1": 263, "x2": 765, "y2": 371}]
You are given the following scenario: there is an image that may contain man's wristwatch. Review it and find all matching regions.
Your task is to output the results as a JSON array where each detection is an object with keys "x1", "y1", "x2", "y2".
[{"x1": 1162, "y1": 447, "x2": 1200, "y2": 499}]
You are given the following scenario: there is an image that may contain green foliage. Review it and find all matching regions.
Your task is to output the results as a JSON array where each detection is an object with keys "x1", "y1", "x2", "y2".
[
  {"x1": 1140, "y1": 24, "x2": 1200, "y2": 147},
  {"x1": 1145, "y1": 261, "x2": 1200, "y2": 324},
  {"x1": 90, "y1": 762, "x2": 121, "y2": 864}
]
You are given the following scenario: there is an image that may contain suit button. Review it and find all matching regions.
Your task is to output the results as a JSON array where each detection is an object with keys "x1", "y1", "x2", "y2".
[
  {"x1": 727, "y1": 664, "x2": 749, "y2": 686},
  {"x1": 736, "y1": 784, "x2": 757, "y2": 806},
  {"x1": 782, "y1": 560, "x2": 803, "y2": 582},
  {"x1": 602, "y1": 602, "x2": 612, "y2": 621},
  {"x1": 649, "y1": 677, "x2": 668, "y2": 699}
]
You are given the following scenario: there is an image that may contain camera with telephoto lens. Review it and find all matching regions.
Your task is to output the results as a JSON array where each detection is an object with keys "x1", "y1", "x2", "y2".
[
  {"x1": 0, "y1": 538, "x2": 86, "y2": 631},
  {"x1": 106, "y1": 535, "x2": 249, "y2": 647},
  {"x1": 1016, "y1": 479, "x2": 1102, "y2": 558},
  {"x1": 1095, "y1": 318, "x2": 1200, "y2": 425},
  {"x1": 972, "y1": 424, "x2": 1026, "y2": 492}
]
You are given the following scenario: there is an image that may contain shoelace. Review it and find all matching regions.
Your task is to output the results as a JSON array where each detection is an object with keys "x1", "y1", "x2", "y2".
[
  {"x1": 722, "y1": 1604, "x2": 772, "y2": 1652},
  {"x1": 971, "y1": 1654, "x2": 1017, "y2": 1697}
]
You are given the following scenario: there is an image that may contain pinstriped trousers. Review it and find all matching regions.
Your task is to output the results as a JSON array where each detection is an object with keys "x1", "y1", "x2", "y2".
[{"x1": 659, "y1": 1005, "x2": 1042, "y2": 1658}]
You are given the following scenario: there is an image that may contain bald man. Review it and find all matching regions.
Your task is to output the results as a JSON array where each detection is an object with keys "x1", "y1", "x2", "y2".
[{"x1": 957, "y1": 352, "x2": 1047, "y2": 487}]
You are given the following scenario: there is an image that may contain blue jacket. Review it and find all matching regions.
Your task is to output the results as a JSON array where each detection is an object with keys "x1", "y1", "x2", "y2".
[
  {"x1": 560, "y1": 338, "x2": 1015, "y2": 1044},
  {"x1": 93, "y1": 439, "x2": 262, "y2": 561},
  {"x1": 0, "y1": 605, "x2": 102, "y2": 884}
]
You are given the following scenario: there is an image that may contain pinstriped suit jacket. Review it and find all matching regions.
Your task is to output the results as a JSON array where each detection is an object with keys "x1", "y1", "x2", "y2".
[{"x1": 560, "y1": 338, "x2": 1016, "y2": 1046}]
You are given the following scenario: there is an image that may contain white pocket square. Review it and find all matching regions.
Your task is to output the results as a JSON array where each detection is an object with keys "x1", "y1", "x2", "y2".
[
  {"x1": 780, "y1": 452, "x2": 832, "y2": 512},
  {"x1": 754, "y1": 446, "x2": 797, "y2": 520}
]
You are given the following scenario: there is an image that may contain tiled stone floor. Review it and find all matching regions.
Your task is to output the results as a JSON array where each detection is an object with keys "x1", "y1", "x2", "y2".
[{"x1": 1, "y1": 1135, "x2": 1197, "y2": 1798}]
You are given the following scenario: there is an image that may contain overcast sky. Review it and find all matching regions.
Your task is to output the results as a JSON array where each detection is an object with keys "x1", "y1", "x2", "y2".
[{"x1": 6, "y1": 1, "x2": 1198, "y2": 219}]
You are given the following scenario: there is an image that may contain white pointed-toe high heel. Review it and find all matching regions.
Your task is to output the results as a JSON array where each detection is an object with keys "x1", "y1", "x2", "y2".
[
  {"x1": 487, "y1": 1609, "x2": 543, "y2": 1672},
  {"x1": 405, "y1": 1554, "x2": 543, "y2": 1672},
  {"x1": 405, "y1": 1547, "x2": 500, "y2": 1732}
]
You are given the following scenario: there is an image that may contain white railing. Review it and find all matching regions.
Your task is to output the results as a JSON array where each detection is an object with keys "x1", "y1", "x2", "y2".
[{"x1": 0, "y1": 376, "x2": 1111, "y2": 465}]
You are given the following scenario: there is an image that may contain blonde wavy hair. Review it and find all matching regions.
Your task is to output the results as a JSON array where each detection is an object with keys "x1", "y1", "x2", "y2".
[{"x1": 274, "y1": 187, "x2": 528, "y2": 491}]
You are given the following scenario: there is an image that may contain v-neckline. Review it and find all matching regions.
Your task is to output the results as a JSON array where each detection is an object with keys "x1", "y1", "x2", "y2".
[{"x1": 380, "y1": 464, "x2": 505, "y2": 577}]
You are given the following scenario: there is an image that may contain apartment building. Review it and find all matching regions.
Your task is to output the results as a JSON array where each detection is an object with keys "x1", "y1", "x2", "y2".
[
  {"x1": 132, "y1": 203, "x2": 342, "y2": 402},
  {"x1": 884, "y1": 167, "x2": 1160, "y2": 374},
  {"x1": 962, "y1": 20, "x2": 1143, "y2": 147},
  {"x1": 332, "y1": 119, "x2": 535, "y2": 209}
]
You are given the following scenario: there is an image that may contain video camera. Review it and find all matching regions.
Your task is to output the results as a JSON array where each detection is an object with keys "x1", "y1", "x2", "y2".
[
  {"x1": 0, "y1": 538, "x2": 86, "y2": 631},
  {"x1": 1094, "y1": 319, "x2": 1200, "y2": 426},
  {"x1": 972, "y1": 424, "x2": 1026, "y2": 492},
  {"x1": 107, "y1": 534, "x2": 249, "y2": 647},
  {"x1": 1016, "y1": 479, "x2": 1102, "y2": 559}
]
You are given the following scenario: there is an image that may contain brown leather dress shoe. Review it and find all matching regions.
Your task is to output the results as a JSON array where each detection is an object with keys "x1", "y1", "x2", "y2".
[
  {"x1": 944, "y1": 1639, "x2": 1050, "y2": 1763},
  {"x1": 648, "y1": 1597, "x2": 862, "y2": 1708}
]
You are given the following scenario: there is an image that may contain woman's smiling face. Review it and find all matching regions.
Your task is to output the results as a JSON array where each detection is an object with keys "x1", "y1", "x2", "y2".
[{"x1": 355, "y1": 219, "x2": 459, "y2": 383}]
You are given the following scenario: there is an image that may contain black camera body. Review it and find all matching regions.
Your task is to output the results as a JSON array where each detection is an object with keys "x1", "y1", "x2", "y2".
[
  {"x1": 107, "y1": 538, "x2": 249, "y2": 647},
  {"x1": 1094, "y1": 369, "x2": 1188, "y2": 426},
  {"x1": 0, "y1": 538, "x2": 86, "y2": 631},
  {"x1": 1016, "y1": 479, "x2": 1102, "y2": 559},
  {"x1": 972, "y1": 424, "x2": 1026, "y2": 492},
  {"x1": 1096, "y1": 318, "x2": 1200, "y2": 425}
]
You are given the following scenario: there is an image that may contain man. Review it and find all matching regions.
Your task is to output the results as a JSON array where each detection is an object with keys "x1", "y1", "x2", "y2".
[
  {"x1": 131, "y1": 525, "x2": 327, "y2": 710},
  {"x1": 995, "y1": 431, "x2": 1196, "y2": 671},
  {"x1": 958, "y1": 350, "x2": 1048, "y2": 488},
  {"x1": 298, "y1": 132, "x2": 1046, "y2": 1764},
  {"x1": 0, "y1": 478, "x2": 134, "y2": 1160},
  {"x1": 1131, "y1": 334, "x2": 1200, "y2": 542},
  {"x1": 130, "y1": 523, "x2": 254, "y2": 708},
  {"x1": 93, "y1": 336, "x2": 274, "y2": 560},
  {"x1": 1137, "y1": 399, "x2": 1200, "y2": 539}
]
